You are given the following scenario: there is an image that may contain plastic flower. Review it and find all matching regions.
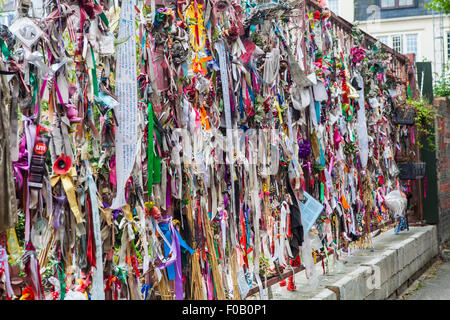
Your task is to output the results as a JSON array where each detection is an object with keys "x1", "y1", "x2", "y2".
[{"x1": 53, "y1": 154, "x2": 72, "y2": 175}]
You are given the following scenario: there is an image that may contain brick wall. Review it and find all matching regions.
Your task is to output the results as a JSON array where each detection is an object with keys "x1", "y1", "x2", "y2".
[{"x1": 436, "y1": 97, "x2": 450, "y2": 244}]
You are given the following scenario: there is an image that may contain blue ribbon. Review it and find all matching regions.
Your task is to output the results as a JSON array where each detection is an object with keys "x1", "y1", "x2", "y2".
[
  {"x1": 141, "y1": 283, "x2": 153, "y2": 300},
  {"x1": 315, "y1": 101, "x2": 321, "y2": 124},
  {"x1": 159, "y1": 220, "x2": 194, "y2": 300}
]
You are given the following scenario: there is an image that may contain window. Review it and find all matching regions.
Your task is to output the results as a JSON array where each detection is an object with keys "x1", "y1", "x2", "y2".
[
  {"x1": 392, "y1": 35, "x2": 403, "y2": 53},
  {"x1": 380, "y1": 0, "x2": 395, "y2": 8},
  {"x1": 398, "y1": 0, "x2": 414, "y2": 6},
  {"x1": 328, "y1": 0, "x2": 339, "y2": 15},
  {"x1": 380, "y1": 0, "x2": 415, "y2": 9},
  {"x1": 378, "y1": 36, "x2": 389, "y2": 46},
  {"x1": 406, "y1": 34, "x2": 418, "y2": 58}
]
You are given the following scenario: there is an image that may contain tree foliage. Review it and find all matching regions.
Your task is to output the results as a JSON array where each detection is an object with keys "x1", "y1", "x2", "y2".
[{"x1": 425, "y1": 0, "x2": 450, "y2": 15}]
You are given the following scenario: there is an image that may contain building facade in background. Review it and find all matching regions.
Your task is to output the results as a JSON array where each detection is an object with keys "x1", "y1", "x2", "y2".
[
  {"x1": 327, "y1": 0, "x2": 355, "y2": 22},
  {"x1": 353, "y1": 0, "x2": 449, "y2": 79}
]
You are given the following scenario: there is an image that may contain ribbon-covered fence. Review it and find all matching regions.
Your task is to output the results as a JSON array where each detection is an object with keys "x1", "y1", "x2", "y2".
[{"x1": 0, "y1": 0, "x2": 416, "y2": 300}]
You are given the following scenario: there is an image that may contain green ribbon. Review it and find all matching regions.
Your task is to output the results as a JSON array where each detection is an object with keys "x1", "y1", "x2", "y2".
[
  {"x1": 132, "y1": 235, "x2": 142, "y2": 260},
  {"x1": 141, "y1": 31, "x2": 147, "y2": 66},
  {"x1": 320, "y1": 182, "x2": 325, "y2": 203},
  {"x1": 209, "y1": 265, "x2": 217, "y2": 299},
  {"x1": 148, "y1": 102, "x2": 154, "y2": 198},
  {"x1": 0, "y1": 39, "x2": 10, "y2": 58},
  {"x1": 147, "y1": 102, "x2": 162, "y2": 200},
  {"x1": 115, "y1": 267, "x2": 128, "y2": 284},
  {"x1": 56, "y1": 261, "x2": 66, "y2": 300},
  {"x1": 29, "y1": 72, "x2": 38, "y2": 109},
  {"x1": 213, "y1": 238, "x2": 220, "y2": 260},
  {"x1": 153, "y1": 118, "x2": 162, "y2": 184},
  {"x1": 90, "y1": 45, "x2": 99, "y2": 97},
  {"x1": 94, "y1": 0, "x2": 109, "y2": 28}
]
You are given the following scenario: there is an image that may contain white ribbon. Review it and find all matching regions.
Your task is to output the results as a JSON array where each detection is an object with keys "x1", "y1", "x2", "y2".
[
  {"x1": 216, "y1": 40, "x2": 238, "y2": 247},
  {"x1": 85, "y1": 160, "x2": 105, "y2": 300},
  {"x1": 356, "y1": 73, "x2": 369, "y2": 168}
]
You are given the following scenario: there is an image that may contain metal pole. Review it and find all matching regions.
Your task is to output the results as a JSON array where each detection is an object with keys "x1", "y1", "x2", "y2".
[
  {"x1": 433, "y1": 11, "x2": 436, "y2": 80},
  {"x1": 440, "y1": 12, "x2": 445, "y2": 76}
]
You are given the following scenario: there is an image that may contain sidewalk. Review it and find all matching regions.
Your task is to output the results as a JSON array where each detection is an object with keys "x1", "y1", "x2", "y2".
[
  {"x1": 263, "y1": 225, "x2": 438, "y2": 300},
  {"x1": 398, "y1": 257, "x2": 450, "y2": 300}
]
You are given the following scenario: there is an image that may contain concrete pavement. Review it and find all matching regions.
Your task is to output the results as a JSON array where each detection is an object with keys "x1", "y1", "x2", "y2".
[{"x1": 399, "y1": 257, "x2": 450, "y2": 300}]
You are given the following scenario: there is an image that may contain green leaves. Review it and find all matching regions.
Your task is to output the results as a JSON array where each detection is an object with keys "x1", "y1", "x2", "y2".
[
  {"x1": 409, "y1": 98, "x2": 439, "y2": 150},
  {"x1": 434, "y1": 67, "x2": 450, "y2": 98},
  {"x1": 425, "y1": 0, "x2": 450, "y2": 15}
]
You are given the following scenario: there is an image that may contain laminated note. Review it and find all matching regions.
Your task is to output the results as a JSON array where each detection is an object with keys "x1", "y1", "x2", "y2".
[
  {"x1": 300, "y1": 192, "x2": 324, "y2": 232},
  {"x1": 111, "y1": 0, "x2": 138, "y2": 209}
]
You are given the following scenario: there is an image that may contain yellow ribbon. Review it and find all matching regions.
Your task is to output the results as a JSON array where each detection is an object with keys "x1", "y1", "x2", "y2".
[
  {"x1": 186, "y1": 2, "x2": 206, "y2": 52},
  {"x1": 274, "y1": 100, "x2": 283, "y2": 124},
  {"x1": 19, "y1": 293, "x2": 31, "y2": 300},
  {"x1": 51, "y1": 167, "x2": 83, "y2": 224}
]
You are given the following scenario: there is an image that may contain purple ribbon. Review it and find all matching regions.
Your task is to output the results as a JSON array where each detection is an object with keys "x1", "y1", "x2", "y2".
[
  {"x1": 155, "y1": 220, "x2": 183, "y2": 300},
  {"x1": 224, "y1": 194, "x2": 229, "y2": 210},
  {"x1": 102, "y1": 201, "x2": 122, "y2": 220},
  {"x1": 298, "y1": 138, "x2": 312, "y2": 159},
  {"x1": 53, "y1": 195, "x2": 67, "y2": 229},
  {"x1": 172, "y1": 223, "x2": 183, "y2": 300},
  {"x1": 12, "y1": 137, "x2": 29, "y2": 189}
]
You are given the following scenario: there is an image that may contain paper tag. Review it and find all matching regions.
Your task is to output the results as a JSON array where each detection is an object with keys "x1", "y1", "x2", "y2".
[
  {"x1": 99, "y1": 35, "x2": 116, "y2": 56},
  {"x1": 313, "y1": 81, "x2": 328, "y2": 102}
]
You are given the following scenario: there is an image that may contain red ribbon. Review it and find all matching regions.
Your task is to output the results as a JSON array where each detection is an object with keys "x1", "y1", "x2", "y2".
[
  {"x1": 106, "y1": 275, "x2": 121, "y2": 300},
  {"x1": 126, "y1": 256, "x2": 141, "y2": 277},
  {"x1": 86, "y1": 196, "x2": 96, "y2": 269}
]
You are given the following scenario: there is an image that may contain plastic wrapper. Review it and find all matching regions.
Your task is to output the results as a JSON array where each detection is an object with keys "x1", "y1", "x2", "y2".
[
  {"x1": 64, "y1": 290, "x2": 88, "y2": 300},
  {"x1": 385, "y1": 190, "x2": 407, "y2": 218}
]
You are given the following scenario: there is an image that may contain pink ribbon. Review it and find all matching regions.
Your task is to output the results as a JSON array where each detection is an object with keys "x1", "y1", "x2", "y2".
[
  {"x1": 424, "y1": 176, "x2": 427, "y2": 199},
  {"x1": 109, "y1": 156, "x2": 117, "y2": 186},
  {"x1": 206, "y1": 261, "x2": 212, "y2": 300},
  {"x1": 0, "y1": 247, "x2": 14, "y2": 298}
]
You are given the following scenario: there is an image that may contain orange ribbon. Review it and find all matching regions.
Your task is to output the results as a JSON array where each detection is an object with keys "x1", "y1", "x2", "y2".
[{"x1": 192, "y1": 55, "x2": 212, "y2": 75}]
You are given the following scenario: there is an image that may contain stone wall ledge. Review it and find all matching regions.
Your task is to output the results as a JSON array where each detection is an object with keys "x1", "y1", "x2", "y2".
[{"x1": 270, "y1": 226, "x2": 438, "y2": 300}]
